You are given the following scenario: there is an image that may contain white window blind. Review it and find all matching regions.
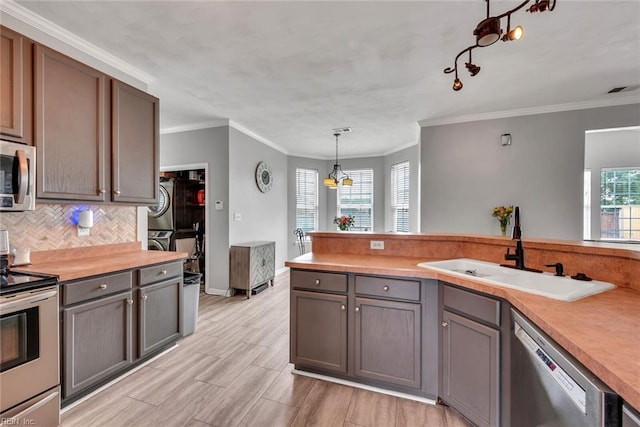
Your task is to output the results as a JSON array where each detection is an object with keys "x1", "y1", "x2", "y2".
[
  {"x1": 296, "y1": 168, "x2": 318, "y2": 234},
  {"x1": 337, "y1": 169, "x2": 374, "y2": 231},
  {"x1": 391, "y1": 161, "x2": 410, "y2": 232}
]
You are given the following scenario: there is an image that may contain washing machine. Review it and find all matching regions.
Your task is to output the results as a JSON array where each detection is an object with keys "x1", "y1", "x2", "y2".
[
  {"x1": 148, "y1": 230, "x2": 173, "y2": 251},
  {"x1": 148, "y1": 178, "x2": 174, "y2": 230}
]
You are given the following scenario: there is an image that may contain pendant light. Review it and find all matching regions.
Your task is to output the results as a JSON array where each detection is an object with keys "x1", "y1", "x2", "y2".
[{"x1": 324, "y1": 129, "x2": 353, "y2": 189}]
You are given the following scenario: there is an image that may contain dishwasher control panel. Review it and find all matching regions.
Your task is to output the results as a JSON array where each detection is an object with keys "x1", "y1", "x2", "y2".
[{"x1": 514, "y1": 321, "x2": 587, "y2": 413}]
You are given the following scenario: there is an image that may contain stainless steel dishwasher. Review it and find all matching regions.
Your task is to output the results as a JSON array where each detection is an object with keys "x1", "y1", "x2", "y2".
[{"x1": 511, "y1": 309, "x2": 621, "y2": 427}]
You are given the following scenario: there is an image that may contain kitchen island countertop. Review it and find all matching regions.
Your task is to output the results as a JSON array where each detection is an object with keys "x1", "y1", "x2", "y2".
[{"x1": 286, "y1": 252, "x2": 640, "y2": 410}]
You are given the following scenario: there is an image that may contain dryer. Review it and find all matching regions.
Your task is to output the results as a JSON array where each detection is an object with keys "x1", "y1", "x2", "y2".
[
  {"x1": 148, "y1": 230, "x2": 173, "y2": 251},
  {"x1": 148, "y1": 178, "x2": 174, "y2": 231}
]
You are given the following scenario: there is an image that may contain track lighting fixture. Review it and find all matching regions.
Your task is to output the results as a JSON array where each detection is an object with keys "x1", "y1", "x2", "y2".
[{"x1": 444, "y1": 0, "x2": 556, "y2": 91}]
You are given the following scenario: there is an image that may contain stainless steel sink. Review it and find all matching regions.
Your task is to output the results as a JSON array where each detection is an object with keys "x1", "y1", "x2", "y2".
[{"x1": 417, "y1": 258, "x2": 615, "y2": 302}]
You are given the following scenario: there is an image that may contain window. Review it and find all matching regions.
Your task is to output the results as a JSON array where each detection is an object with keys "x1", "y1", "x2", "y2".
[
  {"x1": 295, "y1": 168, "x2": 318, "y2": 234},
  {"x1": 337, "y1": 169, "x2": 374, "y2": 231},
  {"x1": 600, "y1": 168, "x2": 640, "y2": 240},
  {"x1": 391, "y1": 161, "x2": 410, "y2": 232}
]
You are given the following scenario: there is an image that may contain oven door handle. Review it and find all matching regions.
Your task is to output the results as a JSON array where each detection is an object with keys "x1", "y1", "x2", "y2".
[
  {"x1": 15, "y1": 149, "x2": 29, "y2": 204},
  {"x1": 0, "y1": 289, "x2": 57, "y2": 313}
]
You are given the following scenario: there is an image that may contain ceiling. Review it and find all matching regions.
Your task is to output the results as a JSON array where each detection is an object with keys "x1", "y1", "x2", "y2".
[{"x1": 8, "y1": 0, "x2": 640, "y2": 159}]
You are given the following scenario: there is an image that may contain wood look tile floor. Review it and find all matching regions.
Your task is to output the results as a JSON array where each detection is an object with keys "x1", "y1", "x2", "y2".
[{"x1": 60, "y1": 271, "x2": 473, "y2": 427}]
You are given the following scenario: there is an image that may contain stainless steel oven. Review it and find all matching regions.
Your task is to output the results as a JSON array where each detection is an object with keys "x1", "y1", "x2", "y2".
[
  {"x1": 0, "y1": 285, "x2": 60, "y2": 426},
  {"x1": 0, "y1": 140, "x2": 35, "y2": 212}
]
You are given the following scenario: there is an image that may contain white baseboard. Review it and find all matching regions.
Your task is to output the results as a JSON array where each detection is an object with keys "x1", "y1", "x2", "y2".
[{"x1": 291, "y1": 369, "x2": 437, "y2": 405}]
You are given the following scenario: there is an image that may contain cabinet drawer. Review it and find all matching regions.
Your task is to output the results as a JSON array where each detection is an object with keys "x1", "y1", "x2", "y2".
[
  {"x1": 63, "y1": 271, "x2": 132, "y2": 305},
  {"x1": 139, "y1": 262, "x2": 182, "y2": 286},
  {"x1": 291, "y1": 270, "x2": 347, "y2": 293},
  {"x1": 443, "y1": 285, "x2": 500, "y2": 327},
  {"x1": 355, "y1": 276, "x2": 420, "y2": 301}
]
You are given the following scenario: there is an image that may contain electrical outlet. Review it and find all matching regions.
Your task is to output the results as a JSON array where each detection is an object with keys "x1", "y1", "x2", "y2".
[
  {"x1": 234, "y1": 213, "x2": 242, "y2": 221},
  {"x1": 370, "y1": 240, "x2": 384, "y2": 250},
  {"x1": 77, "y1": 227, "x2": 90, "y2": 237}
]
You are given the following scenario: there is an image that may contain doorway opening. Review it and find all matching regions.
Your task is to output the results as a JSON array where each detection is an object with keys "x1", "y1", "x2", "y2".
[{"x1": 154, "y1": 163, "x2": 209, "y2": 291}]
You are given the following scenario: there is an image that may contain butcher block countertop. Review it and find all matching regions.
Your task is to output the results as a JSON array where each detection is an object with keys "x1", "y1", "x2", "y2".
[
  {"x1": 286, "y1": 251, "x2": 640, "y2": 410},
  {"x1": 14, "y1": 242, "x2": 188, "y2": 282}
]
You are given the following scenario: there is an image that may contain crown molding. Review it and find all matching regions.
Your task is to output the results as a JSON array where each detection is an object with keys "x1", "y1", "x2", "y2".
[
  {"x1": 0, "y1": 0, "x2": 154, "y2": 85},
  {"x1": 229, "y1": 120, "x2": 289, "y2": 155},
  {"x1": 160, "y1": 119, "x2": 230, "y2": 135},
  {"x1": 419, "y1": 96, "x2": 640, "y2": 127}
]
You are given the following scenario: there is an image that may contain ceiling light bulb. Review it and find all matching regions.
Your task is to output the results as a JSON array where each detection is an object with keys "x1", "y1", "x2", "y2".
[
  {"x1": 510, "y1": 25, "x2": 524, "y2": 40},
  {"x1": 452, "y1": 78, "x2": 463, "y2": 91}
]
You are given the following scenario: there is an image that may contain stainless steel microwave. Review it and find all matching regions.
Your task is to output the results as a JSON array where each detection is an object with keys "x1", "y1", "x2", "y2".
[{"x1": 0, "y1": 140, "x2": 35, "y2": 211}]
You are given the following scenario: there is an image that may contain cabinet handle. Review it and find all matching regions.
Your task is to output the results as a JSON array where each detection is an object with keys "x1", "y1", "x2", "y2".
[
  {"x1": 315, "y1": 279, "x2": 320, "y2": 286},
  {"x1": 98, "y1": 188, "x2": 106, "y2": 194},
  {"x1": 99, "y1": 284, "x2": 107, "y2": 290},
  {"x1": 340, "y1": 304, "x2": 346, "y2": 311},
  {"x1": 441, "y1": 321, "x2": 448, "y2": 328},
  {"x1": 355, "y1": 306, "x2": 360, "y2": 312},
  {"x1": 114, "y1": 190, "x2": 121, "y2": 195},
  {"x1": 383, "y1": 285, "x2": 389, "y2": 292},
  {"x1": 127, "y1": 299, "x2": 133, "y2": 305},
  {"x1": 161, "y1": 270, "x2": 167, "y2": 275},
  {"x1": 142, "y1": 294, "x2": 148, "y2": 300}
]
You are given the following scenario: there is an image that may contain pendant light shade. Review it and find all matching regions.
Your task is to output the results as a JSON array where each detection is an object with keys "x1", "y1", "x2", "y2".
[{"x1": 324, "y1": 130, "x2": 352, "y2": 188}]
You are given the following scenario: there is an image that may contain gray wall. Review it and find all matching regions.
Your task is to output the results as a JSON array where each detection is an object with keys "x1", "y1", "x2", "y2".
[
  {"x1": 384, "y1": 144, "x2": 420, "y2": 232},
  {"x1": 585, "y1": 128, "x2": 640, "y2": 239},
  {"x1": 228, "y1": 127, "x2": 288, "y2": 272},
  {"x1": 160, "y1": 127, "x2": 230, "y2": 294},
  {"x1": 421, "y1": 104, "x2": 640, "y2": 240}
]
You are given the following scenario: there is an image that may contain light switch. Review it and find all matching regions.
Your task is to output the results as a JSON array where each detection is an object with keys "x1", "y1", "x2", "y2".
[{"x1": 234, "y1": 213, "x2": 242, "y2": 221}]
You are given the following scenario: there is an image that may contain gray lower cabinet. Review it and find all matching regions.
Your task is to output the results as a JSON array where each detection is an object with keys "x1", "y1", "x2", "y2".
[
  {"x1": 441, "y1": 285, "x2": 501, "y2": 427},
  {"x1": 354, "y1": 297, "x2": 421, "y2": 388},
  {"x1": 61, "y1": 261, "x2": 183, "y2": 403},
  {"x1": 139, "y1": 277, "x2": 183, "y2": 358},
  {"x1": 63, "y1": 290, "x2": 133, "y2": 398},
  {"x1": 290, "y1": 289, "x2": 347, "y2": 373},
  {"x1": 290, "y1": 269, "x2": 428, "y2": 393},
  {"x1": 624, "y1": 403, "x2": 640, "y2": 427}
]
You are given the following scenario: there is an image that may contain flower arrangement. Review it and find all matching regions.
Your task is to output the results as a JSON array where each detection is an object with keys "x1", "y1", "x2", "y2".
[
  {"x1": 334, "y1": 215, "x2": 355, "y2": 231},
  {"x1": 492, "y1": 205, "x2": 514, "y2": 236}
]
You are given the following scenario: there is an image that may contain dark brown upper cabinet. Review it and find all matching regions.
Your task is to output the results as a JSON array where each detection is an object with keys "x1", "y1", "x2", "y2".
[
  {"x1": 0, "y1": 26, "x2": 33, "y2": 144},
  {"x1": 33, "y1": 42, "x2": 158, "y2": 205},
  {"x1": 111, "y1": 80, "x2": 159, "y2": 204},
  {"x1": 34, "y1": 44, "x2": 108, "y2": 201}
]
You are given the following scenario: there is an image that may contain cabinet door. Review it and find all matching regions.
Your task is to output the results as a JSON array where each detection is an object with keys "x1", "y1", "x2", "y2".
[
  {"x1": 139, "y1": 278, "x2": 183, "y2": 358},
  {"x1": 354, "y1": 297, "x2": 421, "y2": 388},
  {"x1": 35, "y1": 44, "x2": 107, "y2": 201},
  {"x1": 291, "y1": 290, "x2": 347, "y2": 373},
  {"x1": 441, "y1": 310, "x2": 499, "y2": 427},
  {"x1": 111, "y1": 79, "x2": 159, "y2": 204},
  {"x1": 1, "y1": 27, "x2": 32, "y2": 143},
  {"x1": 63, "y1": 291, "x2": 133, "y2": 398}
]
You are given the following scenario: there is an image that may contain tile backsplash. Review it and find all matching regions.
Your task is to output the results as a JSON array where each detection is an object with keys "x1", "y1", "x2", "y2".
[{"x1": 0, "y1": 203, "x2": 137, "y2": 252}]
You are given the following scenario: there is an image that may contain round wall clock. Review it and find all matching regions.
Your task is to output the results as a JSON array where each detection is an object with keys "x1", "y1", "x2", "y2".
[{"x1": 255, "y1": 162, "x2": 273, "y2": 193}]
